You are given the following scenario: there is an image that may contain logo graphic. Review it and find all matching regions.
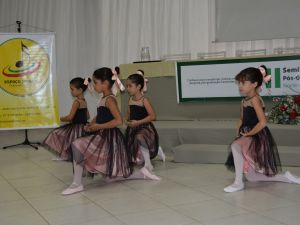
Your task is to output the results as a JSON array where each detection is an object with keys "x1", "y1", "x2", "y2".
[
  {"x1": 266, "y1": 68, "x2": 281, "y2": 88},
  {"x1": 0, "y1": 38, "x2": 49, "y2": 96}
]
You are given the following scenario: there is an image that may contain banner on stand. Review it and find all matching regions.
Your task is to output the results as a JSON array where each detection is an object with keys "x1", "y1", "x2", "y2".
[{"x1": 0, "y1": 33, "x2": 59, "y2": 129}]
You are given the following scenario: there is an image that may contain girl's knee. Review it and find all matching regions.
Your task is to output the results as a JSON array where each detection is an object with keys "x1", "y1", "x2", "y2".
[{"x1": 231, "y1": 143, "x2": 241, "y2": 151}]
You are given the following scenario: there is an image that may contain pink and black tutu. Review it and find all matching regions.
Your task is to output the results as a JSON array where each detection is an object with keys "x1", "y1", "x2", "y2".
[
  {"x1": 225, "y1": 106, "x2": 281, "y2": 176},
  {"x1": 125, "y1": 99, "x2": 159, "y2": 165},
  {"x1": 72, "y1": 96, "x2": 133, "y2": 178},
  {"x1": 43, "y1": 107, "x2": 88, "y2": 160}
]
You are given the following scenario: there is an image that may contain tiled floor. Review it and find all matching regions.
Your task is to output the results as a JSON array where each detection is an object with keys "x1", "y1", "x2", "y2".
[{"x1": 0, "y1": 147, "x2": 300, "y2": 225}]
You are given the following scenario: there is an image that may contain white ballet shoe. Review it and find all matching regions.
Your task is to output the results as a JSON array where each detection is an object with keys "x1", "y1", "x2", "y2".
[
  {"x1": 61, "y1": 184, "x2": 84, "y2": 195},
  {"x1": 52, "y1": 157, "x2": 67, "y2": 161},
  {"x1": 157, "y1": 146, "x2": 166, "y2": 162},
  {"x1": 285, "y1": 171, "x2": 300, "y2": 184},
  {"x1": 141, "y1": 167, "x2": 161, "y2": 181},
  {"x1": 224, "y1": 183, "x2": 244, "y2": 193}
]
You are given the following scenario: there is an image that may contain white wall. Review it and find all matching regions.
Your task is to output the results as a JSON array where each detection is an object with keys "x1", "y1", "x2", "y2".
[{"x1": 216, "y1": 0, "x2": 300, "y2": 42}]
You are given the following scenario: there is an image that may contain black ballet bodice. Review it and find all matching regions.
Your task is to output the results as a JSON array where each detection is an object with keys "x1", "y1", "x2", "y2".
[
  {"x1": 242, "y1": 106, "x2": 264, "y2": 127},
  {"x1": 129, "y1": 105, "x2": 148, "y2": 120},
  {"x1": 96, "y1": 106, "x2": 114, "y2": 124},
  {"x1": 72, "y1": 108, "x2": 88, "y2": 124}
]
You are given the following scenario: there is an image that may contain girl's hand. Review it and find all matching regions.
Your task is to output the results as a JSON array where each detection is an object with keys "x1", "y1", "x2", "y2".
[
  {"x1": 84, "y1": 123, "x2": 99, "y2": 132},
  {"x1": 59, "y1": 117, "x2": 68, "y2": 125},
  {"x1": 87, "y1": 124, "x2": 100, "y2": 132},
  {"x1": 83, "y1": 124, "x2": 90, "y2": 132},
  {"x1": 240, "y1": 131, "x2": 250, "y2": 137},
  {"x1": 123, "y1": 118, "x2": 129, "y2": 125},
  {"x1": 127, "y1": 120, "x2": 139, "y2": 127}
]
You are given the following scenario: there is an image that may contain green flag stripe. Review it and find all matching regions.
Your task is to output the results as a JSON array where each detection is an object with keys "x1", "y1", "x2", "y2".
[{"x1": 275, "y1": 68, "x2": 281, "y2": 88}]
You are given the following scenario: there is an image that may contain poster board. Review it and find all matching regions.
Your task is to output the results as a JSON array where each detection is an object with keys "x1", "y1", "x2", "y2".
[
  {"x1": 0, "y1": 33, "x2": 59, "y2": 129},
  {"x1": 176, "y1": 55, "x2": 300, "y2": 102}
]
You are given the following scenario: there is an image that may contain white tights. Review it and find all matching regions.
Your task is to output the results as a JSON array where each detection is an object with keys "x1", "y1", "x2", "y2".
[
  {"x1": 231, "y1": 143, "x2": 244, "y2": 185},
  {"x1": 71, "y1": 146, "x2": 160, "y2": 187},
  {"x1": 140, "y1": 146, "x2": 153, "y2": 171},
  {"x1": 245, "y1": 167, "x2": 290, "y2": 183},
  {"x1": 72, "y1": 161, "x2": 83, "y2": 187},
  {"x1": 231, "y1": 143, "x2": 292, "y2": 185}
]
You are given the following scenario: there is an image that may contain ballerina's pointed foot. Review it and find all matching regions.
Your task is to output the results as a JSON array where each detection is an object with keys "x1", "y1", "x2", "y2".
[
  {"x1": 61, "y1": 184, "x2": 84, "y2": 195},
  {"x1": 52, "y1": 157, "x2": 67, "y2": 161},
  {"x1": 285, "y1": 171, "x2": 300, "y2": 184},
  {"x1": 160, "y1": 152, "x2": 166, "y2": 163},
  {"x1": 224, "y1": 183, "x2": 244, "y2": 193},
  {"x1": 158, "y1": 147, "x2": 166, "y2": 162},
  {"x1": 141, "y1": 167, "x2": 161, "y2": 181}
]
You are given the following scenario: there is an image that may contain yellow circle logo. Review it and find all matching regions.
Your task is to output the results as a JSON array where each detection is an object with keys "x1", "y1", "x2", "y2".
[{"x1": 0, "y1": 38, "x2": 49, "y2": 96}]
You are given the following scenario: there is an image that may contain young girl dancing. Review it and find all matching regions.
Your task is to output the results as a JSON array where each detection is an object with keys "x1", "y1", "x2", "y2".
[
  {"x1": 125, "y1": 73, "x2": 163, "y2": 178},
  {"x1": 135, "y1": 69, "x2": 166, "y2": 162},
  {"x1": 43, "y1": 77, "x2": 90, "y2": 161},
  {"x1": 224, "y1": 67, "x2": 300, "y2": 193}
]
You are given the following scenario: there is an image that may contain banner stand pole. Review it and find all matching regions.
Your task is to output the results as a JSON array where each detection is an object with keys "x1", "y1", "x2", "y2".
[
  {"x1": 2, "y1": 21, "x2": 41, "y2": 150},
  {"x1": 3, "y1": 129, "x2": 40, "y2": 150}
]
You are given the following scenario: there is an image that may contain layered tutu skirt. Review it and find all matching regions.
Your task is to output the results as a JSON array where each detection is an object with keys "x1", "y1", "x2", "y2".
[
  {"x1": 225, "y1": 125, "x2": 282, "y2": 176},
  {"x1": 72, "y1": 128, "x2": 133, "y2": 178},
  {"x1": 43, "y1": 123, "x2": 86, "y2": 160},
  {"x1": 125, "y1": 122, "x2": 159, "y2": 164}
]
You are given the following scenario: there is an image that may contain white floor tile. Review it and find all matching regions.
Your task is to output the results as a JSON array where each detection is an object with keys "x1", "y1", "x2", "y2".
[
  {"x1": 116, "y1": 207, "x2": 197, "y2": 225},
  {"x1": 62, "y1": 216, "x2": 126, "y2": 225},
  {"x1": 16, "y1": 182, "x2": 67, "y2": 199},
  {"x1": 9, "y1": 174, "x2": 64, "y2": 189},
  {"x1": 150, "y1": 187, "x2": 214, "y2": 206},
  {"x1": 27, "y1": 193, "x2": 91, "y2": 211},
  {"x1": 204, "y1": 213, "x2": 284, "y2": 225},
  {"x1": 259, "y1": 204, "x2": 300, "y2": 225},
  {"x1": 0, "y1": 145, "x2": 299, "y2": 225},
  {"x1": 0, "y1": 188, "x2": 23, "y2": 202},
  {"x1": 219, "y1": 188, "x2": 299, "y2": 212},
  {"x1": 171, "y1": 199, "x2": 249, "y2": 223},
  {"x1": 0, "y1": 200, "x2": 39, "y2": 219},
  {"x1": 95, "y1": 192, "x2": 166, "y2": 215},
  {"x1": 40, "y1": 203, "x2": 111, "y2": 225},
  {"x1": 0, "y1": 211, "x2": 49, "y2": 225}
]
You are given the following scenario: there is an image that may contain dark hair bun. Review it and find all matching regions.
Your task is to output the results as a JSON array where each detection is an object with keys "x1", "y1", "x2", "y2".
[
  {"x1": 235, "y1": 67, "x2": 263, "y2": 88},
  {"x1": 127, "y1": 73, "x2": 144, "y2": 90},
  {"x1": 70, "y1": 77, "x2": 90, "y2": 92},
  {"x1": 93, "y1": 67, "x2": 114, "y2": 87},
  {"x1": 115, "y1": 66, "x2": 120, "y2": 75},
  {"x1": 137, "y1": 69, "x2": 144, "y2": 76}
]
